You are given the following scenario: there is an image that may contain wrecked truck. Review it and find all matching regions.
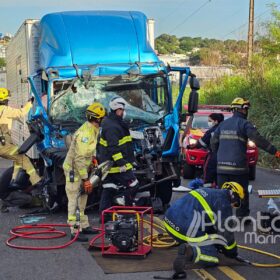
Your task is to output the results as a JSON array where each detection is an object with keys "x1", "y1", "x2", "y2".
[{"x1": 3, "y1": 11, "x2": 199, "y2": 210}]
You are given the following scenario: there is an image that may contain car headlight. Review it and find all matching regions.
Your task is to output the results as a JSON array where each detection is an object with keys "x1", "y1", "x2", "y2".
[
  {"x1": 189, "y1": 138, "x2": 198, "y2": 146},
  {"x1": 248, "y1": 140, "x2": 256, "y2": 148}
]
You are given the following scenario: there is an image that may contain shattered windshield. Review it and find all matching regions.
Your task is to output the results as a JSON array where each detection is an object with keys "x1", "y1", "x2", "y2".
[{"x1": 49, "y1": 75, "x2": 169, "y2": 125}]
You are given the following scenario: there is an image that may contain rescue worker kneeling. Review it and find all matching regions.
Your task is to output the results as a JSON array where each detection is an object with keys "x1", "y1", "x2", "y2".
[
  {"x1": 63, "y1": 103, "x2": 105, "y2": 242},
  {"x1": 164, "y1": 182, "x2": 244, "y2": 273},
  {"x1": 0, "y1": 88, "x2": 41, "y2": 192}
]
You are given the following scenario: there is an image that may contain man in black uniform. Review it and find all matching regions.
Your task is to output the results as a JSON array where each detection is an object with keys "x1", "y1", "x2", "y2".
[
  {"x1": 211, "y1": 97, "x2": 280, "y2": 218},
  {"x1": 98, "y1": 97, "x2": 138, "y2": 212}
]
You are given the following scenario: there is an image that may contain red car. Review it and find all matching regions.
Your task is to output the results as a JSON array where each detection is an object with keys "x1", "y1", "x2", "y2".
[{"x1": 181, "y1": 105, "x2": 258, "y2": 180}]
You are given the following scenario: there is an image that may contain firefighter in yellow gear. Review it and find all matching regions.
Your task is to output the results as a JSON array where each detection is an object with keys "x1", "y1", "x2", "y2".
[
  {"x1": 0, "y1": 88, "x2": 41, "y2": 187},
  {"x1": 63, "y1": 102, "x2": 105, "y2": 242}
]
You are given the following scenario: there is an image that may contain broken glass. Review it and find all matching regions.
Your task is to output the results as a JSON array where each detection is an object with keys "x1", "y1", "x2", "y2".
[{"x1": 49, "y1": 75, "x2": 169, "y2": 126}]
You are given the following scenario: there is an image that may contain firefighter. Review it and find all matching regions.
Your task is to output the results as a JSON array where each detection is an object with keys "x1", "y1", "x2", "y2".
[
  {"x1": 211, "y1": 97, "x2": 280, "y2": 219},
  {"x1": 98, "y1": 97, "x2": 138, "y2": 213},
  {"x1": 164, "y1": 182, "x2": 244, "y2": 275},
  {"x1": 0, "y1": 88, "x2": 41, "y2": 210},
  {"x1": 63, "y1": 102, "x2": 105, "y2": 242},
  {"x1": 189, "y1": 113, "x2": 224, "y2": 186}
]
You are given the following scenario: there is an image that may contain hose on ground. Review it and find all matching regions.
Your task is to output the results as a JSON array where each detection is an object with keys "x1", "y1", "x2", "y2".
[
  {"x1": 6, "y1": 224, "x2": 79, "y2": 250},
  {"x1": 7, "y1": 215, "x2": 280, "y2": 268}
]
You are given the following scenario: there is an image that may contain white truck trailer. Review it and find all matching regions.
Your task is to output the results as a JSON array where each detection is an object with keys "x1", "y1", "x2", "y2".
[{"x1": 6, "y1": 20, "x2": 45, "y2": 158}]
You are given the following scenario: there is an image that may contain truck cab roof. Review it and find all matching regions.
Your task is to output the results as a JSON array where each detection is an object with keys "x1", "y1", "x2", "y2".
[{"x1": 39, "y1": 11, "x2": 159, "y2": 71}]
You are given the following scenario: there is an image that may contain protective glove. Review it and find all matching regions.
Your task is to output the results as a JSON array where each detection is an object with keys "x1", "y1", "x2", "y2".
[
  {"x1": 83, "y1": 180, "x2": 93, "y2": 194},
  {"x1": 275, "y1": 151, "x2": 280, "y2": 158},
  {"x1": 222, "y1": 245, "x2": 238, "y2": 258},
  {"x1": 188, "y1": 178, "x2": 204, "y2": 189},
  {"x1": 119, "y1": 165, "x2": 127, "y2": 173}
]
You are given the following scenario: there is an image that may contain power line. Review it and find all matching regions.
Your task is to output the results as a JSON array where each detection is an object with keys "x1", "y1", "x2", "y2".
[
  {"x1": 222, "y1": 7, "x2": 271, "y2": 39},
  {"x1": 169, "y1": 0, "x2": 212, "y2": 34},
  {"x1": 159, "y1": 0, "x2": 190, "y2": 23}
]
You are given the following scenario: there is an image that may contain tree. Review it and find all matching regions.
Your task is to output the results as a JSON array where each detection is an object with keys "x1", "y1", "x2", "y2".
[
  {"x1": 0, "y1": 58, "x2": 6, "y2": 68},
  {"x1": 260, "y1": 5, "x2": 280, "y2": 57},
  {"x1": 155, "y1": 34, "x2": 181, "y2": 54},
  {"x1": 179, "y1": 37, "x2": 194, "y2": 52}
]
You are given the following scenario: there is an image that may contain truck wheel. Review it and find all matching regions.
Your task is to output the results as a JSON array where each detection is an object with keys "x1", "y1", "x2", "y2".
[
  {"x1": 183, "y1": 162, "x2": 195, "y2": 179},
  {"x1": 0, "y1": 167, "x2": 13, "y2": 199},
  {"x1": 156, "y1": 181, "x2": 173, "y2": 205},
  {"x1": 249, "y1": 165, "x2": 256, "y2": 181},
  {"x1": 149, "y1": 180, "x2": 173, "y2": 212}
]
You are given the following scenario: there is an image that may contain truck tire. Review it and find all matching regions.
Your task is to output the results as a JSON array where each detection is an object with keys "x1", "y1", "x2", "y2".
[
  {"x1": 0, "y1": 167, "x2": 13, "y2": 199},
  {"x1": 182, "y1": 162, "x2": 195, "y2": 179},
  {"x1": 249, "y1": 165, "x2": 256, "y2": 181},
  {"x1": 155, "y1": 180, "x2": 173, "y2": 205}
]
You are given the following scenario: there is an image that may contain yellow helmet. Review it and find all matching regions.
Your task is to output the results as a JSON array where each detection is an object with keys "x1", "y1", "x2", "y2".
[
  {"x1": 86, "y1": 102, "x2": 106, "y2": 120},
  {"x1": 0, "y1": 88, "x2": 9, "y2": 102},
  {"x1": 231, "y1": 97, "x2": 250, "y2": 110},
  {"x1": 222, "y1": 182, "x2": 245, "y2": 199}
]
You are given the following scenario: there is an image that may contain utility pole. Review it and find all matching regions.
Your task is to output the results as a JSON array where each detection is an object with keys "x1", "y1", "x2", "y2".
[{"x1": 247, "y1": 0, "x2": 254, "y2": 67}]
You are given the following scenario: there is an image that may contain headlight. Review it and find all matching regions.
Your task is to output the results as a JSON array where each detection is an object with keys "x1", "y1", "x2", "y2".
[
  {"x1": 248, "y1": 140, "x2": 256, "y2": 148},
  {"x1": 189, "y1": 138, "x2": 198, "y2": 146}
]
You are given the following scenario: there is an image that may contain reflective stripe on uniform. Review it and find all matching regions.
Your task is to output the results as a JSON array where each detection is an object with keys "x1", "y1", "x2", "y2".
[
  {"x1": 100, "y1": 135, "x2": 132, "y2": 147},
  {"x1": 118, "y1": 135, "x2": 132, "y2": 146},
  {"x1": 199, "y1": 254, "x2": 219, "y2": 263},
  {"x1": 217, "y1": 166, "x2": 247, "y2": 171},
  {"x1": 63, "y1": 162, "x2": 72, "y2": 171},
  {"x1": 195, "y1": 246, "x2": 201, "y2": 263},
  {"x1": 99, "y1": 137, "x2": 108, "y2": 147},
  {"x1": 189, "y1": 191, "x2": 216, "y2": 224},
  {"x1": 164, "y1": 221, "x2": 210, "y2": 243},
  {"x1": 164, "y1": 221, "x2": 225, "y2": 247},
  {"x1": 9, "y1": 147, "x2": 18, "y2": 156},
  {"x1": 13, "y1": 164, "x2": 21, "y2": 170},
  {"x1": 65, "y1": 176, "x2": 79, "y2": 182},
  {"x1": 220, "y1": 135, "x2": 246, "y2": 142},
  {"x1": 79, "y1": 169, "x2": 88, "y2": 176},
  {"x1": 224, "y1": 241, "x2": 237, "y2": 250},
  {"x1": 194, "y1": 247, "x2": 219, "y2": 263},
  {"x1": 26, "y1": 168, "x2": 36, "y2": 176},
  {"x1": 68, "y1": 215, "x2": 76, "y2": 222},
  {"x1": 112, "y1": 152, "x2": 123, "y2": 161},
  {"x1": 109, "y1": 162, "x2": 133, "y2": 173}
]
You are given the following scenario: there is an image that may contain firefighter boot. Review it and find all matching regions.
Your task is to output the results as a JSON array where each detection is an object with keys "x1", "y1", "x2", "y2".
[
  {"x1": 71, "y1": 232, "x2": 89, "y2": 242},
  {"x1": 173, "y1": 244, "x2": 193, "y2": 274},
  {"x1": 82, "y1": 226, "x2": 99, "y2": 234}
]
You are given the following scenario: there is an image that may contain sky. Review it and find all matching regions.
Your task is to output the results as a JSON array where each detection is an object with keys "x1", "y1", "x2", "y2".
[{"x1": 0, "y1": 0, "x2": 280, "y2": 40}]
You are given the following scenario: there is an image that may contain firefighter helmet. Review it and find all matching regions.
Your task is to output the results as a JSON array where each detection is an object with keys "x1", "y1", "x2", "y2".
[
  {"x1": 109, "y1": 97, "x2": 126, "y2": 111},
  {"x1": 0, "y1": 88, "x2": 9, "y2": 102},
  {"x1": 231, "y1": 97, "x2": 250, "y2": 110},
  {"x1": 86, "y1": 102, "x2": 105, "y2": 121},
  {"x1": 222, "y1": 182, "x2": 245, "y2": 199}
]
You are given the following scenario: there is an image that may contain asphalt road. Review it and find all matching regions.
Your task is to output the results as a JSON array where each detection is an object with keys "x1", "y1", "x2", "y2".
[{"x1": 0, "y1": 159, "x2": 280, "y2": 280}]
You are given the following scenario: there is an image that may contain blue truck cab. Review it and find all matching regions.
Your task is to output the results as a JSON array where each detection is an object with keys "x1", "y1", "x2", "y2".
[{"x1": 24, "y1": 11, "x2": 199, "y2": 207}]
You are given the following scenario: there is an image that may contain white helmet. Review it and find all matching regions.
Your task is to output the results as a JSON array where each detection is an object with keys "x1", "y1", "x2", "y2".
[{"x1": 109, "y1": 97, "x2": 126, "y2": 111}]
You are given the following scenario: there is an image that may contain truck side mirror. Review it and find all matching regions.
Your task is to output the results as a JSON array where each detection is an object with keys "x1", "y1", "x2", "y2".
[
  {"x1": 190, "y1": 76, "x2": 200, "y2": 90},
  {"x1": 188, "y1": 90, "x2": 198, "y2": 114},
  {"x1": 187, "y1": 76, "x2": 199, "y2": 114}
]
